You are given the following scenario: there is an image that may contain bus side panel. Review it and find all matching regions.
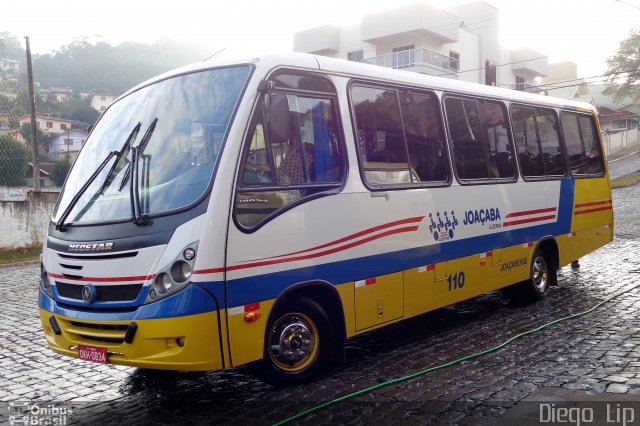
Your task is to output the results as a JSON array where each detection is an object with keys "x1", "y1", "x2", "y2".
[
  {"x1": 571, "y1": 178, "x2": 614, "y2": 233},
  {"x1": 403, "y1": 241, "x2": 533, "y2": 319},
  {"x1": 558, "y1": 177, "x2": 613, "y2": 267},
  {"x1": 354, "y1": 272, "x2": 403, "y2": 331},
  {"x1": 226, "y1": 300, "x2": 275, "y2": 368}
]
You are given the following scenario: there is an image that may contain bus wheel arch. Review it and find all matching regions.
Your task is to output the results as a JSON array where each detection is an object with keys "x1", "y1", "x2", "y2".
[
  {"x1": 257, "y1": 281, "x2": 346, "y2": 385},
  {"x1": 501, "y1": 237, "x2": 558, "y2": 303}
]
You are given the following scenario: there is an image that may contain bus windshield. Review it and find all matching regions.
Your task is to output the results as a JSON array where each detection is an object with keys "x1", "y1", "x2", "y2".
[{"x1": 53, "y1": 65, "x2": 251, "y2": 225}]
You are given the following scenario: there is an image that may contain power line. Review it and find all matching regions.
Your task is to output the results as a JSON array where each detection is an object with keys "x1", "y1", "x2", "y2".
[{"x1": 436, "y1": 56, "x2": 548, "y2": 77}]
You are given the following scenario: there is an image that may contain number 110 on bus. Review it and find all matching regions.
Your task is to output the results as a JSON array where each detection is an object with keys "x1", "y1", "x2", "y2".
[{"x1": 448, "y1": 271, "x2": 466, "y2": 291}]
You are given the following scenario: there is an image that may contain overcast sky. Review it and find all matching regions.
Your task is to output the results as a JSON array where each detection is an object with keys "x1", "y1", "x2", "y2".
[{"x1": 3, "y1": 0, "x2": 639, "y2": 78}]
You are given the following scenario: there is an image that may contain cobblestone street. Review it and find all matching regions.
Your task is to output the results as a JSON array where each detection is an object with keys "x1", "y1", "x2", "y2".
[{"x1": 2, "y1": 178, "x2": 640, "y2": 425}]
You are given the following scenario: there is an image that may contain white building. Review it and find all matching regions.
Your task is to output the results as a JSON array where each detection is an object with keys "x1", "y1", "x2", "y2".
[
  {"x1": 294, "y1": 1, "x2": 549, "y2": 91},
  {"x1": 39, "y1": 87, "x2": 73, "y2": 103},
  {"x1": 47, "y1": 129, "x2": 88, "y2": 161},
  {"x1": 90, "y1": 92, "x2": 116, "y2": 112}
]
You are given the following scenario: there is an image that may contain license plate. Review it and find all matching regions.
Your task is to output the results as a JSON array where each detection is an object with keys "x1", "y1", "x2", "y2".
[{"x1": 77, "y1": 344, "x2": 108, "y2": 364}]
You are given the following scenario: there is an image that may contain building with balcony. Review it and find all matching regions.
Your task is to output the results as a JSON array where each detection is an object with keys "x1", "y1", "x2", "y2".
[{"x1": 294, "y1": 1, "x2": 550, "y2": 91}]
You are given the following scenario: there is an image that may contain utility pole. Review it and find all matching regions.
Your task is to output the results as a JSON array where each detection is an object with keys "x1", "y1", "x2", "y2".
[{"x1": 25, "y1": 36, "x2": 40, "y2": 191}]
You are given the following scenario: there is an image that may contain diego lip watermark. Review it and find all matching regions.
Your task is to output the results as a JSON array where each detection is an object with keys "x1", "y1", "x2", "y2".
[
  {"x1": 540, "y1": 403, "x2": 635, "y2": 426},
  {"x1": 7, "y1": 402, "x2": 73, "y2": 426}
]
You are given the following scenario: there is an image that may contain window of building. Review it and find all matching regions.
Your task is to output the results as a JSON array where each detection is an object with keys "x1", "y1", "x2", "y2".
[
  {"x1": 46, "y1": 121, "x2": 53, "y2": 129},
  {"x1": 100, "y1": 96, "x2": 106, "y2": 101},
  {"x1": 485, "y1": 60, "x2": 497, "y2": 87},
  {"x1": 350, "y1": 85, "x2": 448, "y2": 187},
  {"x1": 515, "y1": 76, "x2": 525, "y2": 91},
  {"x1": 449, "y1": 51, "x2": 460, "y2": 71},
  {"x1": 235, "y1": 73, "x2": 344, "y2": 228},
  {"x1": 392, "y1": 45, "x2": 415, "y2": 68},
  {"x1": 347, "y1": 50, "x2": 364, "y2": 62},
  {"x1": 511, "y1": 106, "x2": 564, "y2": 178},
  {"x1": 60, "y1": 123, "x2": 67, "y2": 130},
  {"x1": 560, "y1": 112, "x2": 604, "y2": 176},
  {"x1": 444, "y1": 96, "x2": 515, "y2": 181}
]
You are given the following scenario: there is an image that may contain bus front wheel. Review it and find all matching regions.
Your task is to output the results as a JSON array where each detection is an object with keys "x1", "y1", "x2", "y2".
[
  {"x1": 501, "y1": 248, "x2": 553, "y2": 303},
  {"x1": 256, "y1": 297, "x2": 331, "y2": 386}
]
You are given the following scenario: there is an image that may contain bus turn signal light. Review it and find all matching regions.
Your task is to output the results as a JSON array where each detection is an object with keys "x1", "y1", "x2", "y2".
[{"x1": 244, "y1": 312, "x2": 261, "y2": 323}]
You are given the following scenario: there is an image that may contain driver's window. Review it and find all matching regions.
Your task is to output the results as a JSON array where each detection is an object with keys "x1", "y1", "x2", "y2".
[{"x1": 235, "y1": 89, "x2": 344, "y2": 229}]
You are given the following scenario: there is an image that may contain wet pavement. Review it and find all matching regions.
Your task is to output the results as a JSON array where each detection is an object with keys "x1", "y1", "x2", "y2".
[{"x1": 2, "y1": 158, "x2": 640, "y2": 425}]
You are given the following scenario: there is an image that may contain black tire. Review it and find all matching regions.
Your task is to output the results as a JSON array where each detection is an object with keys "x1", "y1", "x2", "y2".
[
  {"x1": 501, "y1": 248, "x2": 553, "y2": 303},
  {"x1": 255, "y1": 297, "x2": 331, "y2": 386}
]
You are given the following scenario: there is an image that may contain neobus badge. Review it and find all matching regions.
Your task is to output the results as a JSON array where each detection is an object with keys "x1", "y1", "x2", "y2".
[{"x1": 68, "y1": 242, "x2": 115, "y2": 252}]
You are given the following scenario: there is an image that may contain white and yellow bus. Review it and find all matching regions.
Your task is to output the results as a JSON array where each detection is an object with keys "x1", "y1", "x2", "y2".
[{"x1": 39, "y1": 53, "x2": 613, "y2": 384}]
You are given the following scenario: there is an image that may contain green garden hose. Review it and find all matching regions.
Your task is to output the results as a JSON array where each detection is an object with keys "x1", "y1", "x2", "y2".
[{"x1": 274, "y1": 282, "x2": 640, "y2": 426}]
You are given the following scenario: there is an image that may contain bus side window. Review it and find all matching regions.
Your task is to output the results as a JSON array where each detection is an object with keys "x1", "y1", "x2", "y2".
[
  {"x1": 351, "y1": 86, "x2": 412, "y2": 185},
  {"x1": 511, "y1": 106, "x2": 564, "y2": 178},
  {"x1": 235, "y1": 92, "x2": 344, "y2": 228},
  {"x1": 560, "y1": 112, "x2": 604, "y2": 176},
  {"x1": 401, "y1": 92, "x2": 449, "y2": 183},
  {"x1": 351, "y1": 85, "x2": 449, "y2": 186},
  {"x1": 445, "y1": 97, "x2": 514, "y2": 181}
]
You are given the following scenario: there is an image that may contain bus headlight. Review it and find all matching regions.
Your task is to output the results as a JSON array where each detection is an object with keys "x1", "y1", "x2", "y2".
[
  {"x1": 171, "y1": 261, "x2": 192, "y2": 283},
  {"x1": 144, "y1": 242, "x2": 198, "y2": 304},
  {"x1": 40, "y1": 266, "x2": 54, "y2": 298}
]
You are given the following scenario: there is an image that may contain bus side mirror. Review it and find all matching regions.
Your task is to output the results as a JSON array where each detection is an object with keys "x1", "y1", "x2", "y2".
[{"x1": 268, "y1": 93, "x2": 289, "y2": 144}]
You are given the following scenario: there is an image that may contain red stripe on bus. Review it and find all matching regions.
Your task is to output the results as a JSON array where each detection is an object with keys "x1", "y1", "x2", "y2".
[
  {"x1": 192, "y1": 267, "x2": 225, "y2": 275},
  {"x1": 574, "y1": 206, "x2": 613, "y2": 215},
  {"x1": 503, "y1": 214, "x2": 556, "y2": 227},
  {"x1": 505, "y1": 207, "x2": 556, "y2": 218},
  {"x1": 193, "y1": 224, "x2": 421, "y2": 275},
  {"x1": 48, "y1": 273, "x2": 155, "y2": 282},
  {"x1": 574, "y1": 199, "x2": 612, "y2": 208},
  {"x1": 226, "y1": 226, "x2": 419, "y2": 272},
  {"x1": 242, "y1": 216, "x2": 425, "y2": 262}
]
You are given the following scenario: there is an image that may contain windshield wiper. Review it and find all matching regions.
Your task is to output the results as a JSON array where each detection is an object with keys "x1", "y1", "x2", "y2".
[
  {"x1": 130, "y1": 118, "x2": 158, "y2": 226},
  {"x1": 99, "y1": 122, "x2": 141, "y2": 195},
  {"x1": 55, "y1": 123, "x2": 142, "y2": 232}
]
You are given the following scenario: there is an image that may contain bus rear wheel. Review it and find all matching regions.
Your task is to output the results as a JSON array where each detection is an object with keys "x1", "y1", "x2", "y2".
[
  {"x1": 256, "y1": 297, "x2": 331, "y2": 386},
  {"x1": 501, "y1": 248, "x2": 553, "y2": 303}
]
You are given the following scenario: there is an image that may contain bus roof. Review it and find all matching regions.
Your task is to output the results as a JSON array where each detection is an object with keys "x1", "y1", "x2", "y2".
[{"x1": 121, "y1": 52, "x2": 596, "y2": 113}]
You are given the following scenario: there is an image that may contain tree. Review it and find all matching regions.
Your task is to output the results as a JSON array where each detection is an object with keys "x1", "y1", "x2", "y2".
[
  {"x1": 20, "y1": 122, "x2": 48, "y2": 153},
  {"x1": 51, "y1": 154, "x2": 71, "y2": 186},
  {"x1": 0, "y1": 134, "x2": 29, "y2": 186},
  {"x1": 604, "y1": 30, "x2": 640, "y2": 103}
]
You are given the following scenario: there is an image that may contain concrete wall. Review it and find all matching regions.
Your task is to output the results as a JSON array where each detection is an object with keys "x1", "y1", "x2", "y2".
[
  {"x1": 602, "y1": 129, "x2": 640, "y2": 156},
  {"x1": 0, "y1": 190, "x2": 58, "y2": 249}
]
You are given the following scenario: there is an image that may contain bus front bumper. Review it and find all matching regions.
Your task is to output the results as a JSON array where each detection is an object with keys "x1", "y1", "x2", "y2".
[{"x1": 39, "y1": 308, "x2": 224, "y2": 371}]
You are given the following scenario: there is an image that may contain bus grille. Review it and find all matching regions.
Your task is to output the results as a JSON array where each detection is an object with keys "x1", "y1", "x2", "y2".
[
  {"x1": 63, "y1": 320, "x2": 129, "y2": 344},
  {"x1": 56, "y1": 282, "x2": 143, "y2": 302}
]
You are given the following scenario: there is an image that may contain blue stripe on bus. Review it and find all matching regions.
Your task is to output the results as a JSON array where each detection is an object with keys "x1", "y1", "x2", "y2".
[{"x1": 40, "y1": 282, "x2": 219, "y2": 321}]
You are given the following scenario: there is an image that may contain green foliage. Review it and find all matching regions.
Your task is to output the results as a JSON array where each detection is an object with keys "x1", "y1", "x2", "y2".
[
  {"x1": 20, "y1": 123, "x2": 47, "y2": 150},
  {"x1": 51, "y1": 154, "x2": 71, "y2": 186},
  {"x1": 604, "y1": 30, "x2": 640, "y2": 103},
  {"x1": 33, "y1": 39, "x2": 213, "y2": 93},
  {"x1": 0, "y1": 134, "x2": 29, "y2": 186}
]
